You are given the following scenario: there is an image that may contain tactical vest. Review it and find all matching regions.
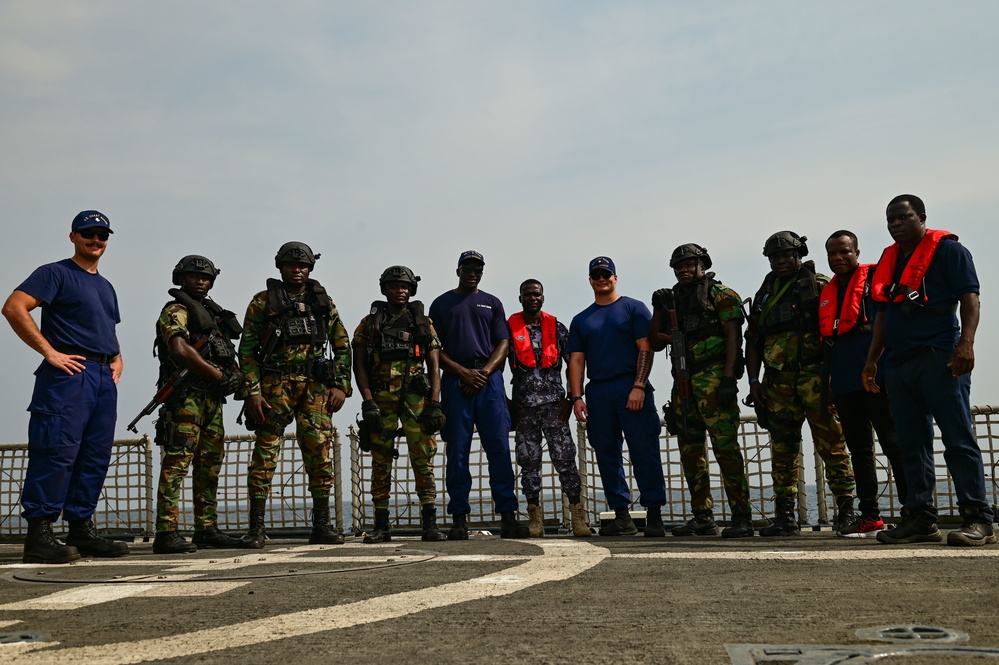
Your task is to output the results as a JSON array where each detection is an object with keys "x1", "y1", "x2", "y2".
[
  {"x1": 262, "y1": 278, "x2": 332, "y2": 354},
  {"x1": 366, "y1": 300, "x2": 432, "y2": 364},
  {"x1": 155, "y1": 288, "x2": 242, "y2": 383},
  {"x1": 753, "y1": 261, "x2": 821, "y2": 335},
  {"x1": 674, "y1": 273, "x2": 724, "y2": 342}
]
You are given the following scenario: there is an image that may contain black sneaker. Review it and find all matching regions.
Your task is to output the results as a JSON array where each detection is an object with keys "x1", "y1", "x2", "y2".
[
  {"x1": 671, "y1": 512, "x2": 719, "y2": 536},
  {"x1": 876, "y1": 511, "x2": 942, "y2": 544},
  {"x1": 947, "y1": 513, "x2": 997, "y2": 547}
]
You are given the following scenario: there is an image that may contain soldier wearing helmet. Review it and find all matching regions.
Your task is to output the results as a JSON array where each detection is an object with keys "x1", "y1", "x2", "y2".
[
  {"x1": 351, "y1": 265, "x2": 447, "y2": 543},
  {"x1": 238, "y1": 241, "x2": 352, "y2": 548},
  {"x1": 745, "y1": 231, "x2": 856, "y2": 536},
  {"x1": 648, "y1": 243, "x2": 754, "y2": 538},
  {"x1": 152, "y1": 255, "x2": 245, "y2": 553}
]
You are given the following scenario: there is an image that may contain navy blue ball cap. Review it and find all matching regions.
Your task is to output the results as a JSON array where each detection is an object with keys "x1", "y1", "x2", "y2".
[
  {"x1": 457, "y1": 250, "x2": 485, "y2": 267},
  {"x1": 588, "y1": 256, "x2": 616, "y2": 276},
  {"x1": 71, "y1": 210, "x2": 113, "y2": 234}
]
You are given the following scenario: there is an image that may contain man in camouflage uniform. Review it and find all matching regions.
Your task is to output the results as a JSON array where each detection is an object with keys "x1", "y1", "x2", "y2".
[
  {"x1": 648, "y1": 244, "x2": 754, "y2": 538},
  {"x1": 239, "y1": 242, "x2": 352, "y2": 548},
  {"x1": 352, "y1": 266, "x2": 447, "y2": 543},
  {"x1": 152, "y1": 256, "x2": 245, "y2": 553},
  {"x1": 745, "y1": 231, "x2": 856, "y2": 536},
  {"x1": 508, "y1": 279, "x2": 589, "y2": 538}
]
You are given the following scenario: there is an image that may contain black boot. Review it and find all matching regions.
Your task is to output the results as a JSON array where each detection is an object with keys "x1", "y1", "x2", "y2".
[
  {"x1": 153, "y1": 530, "x2": 198, "y2": 554},
  {"x1": 242, "y1": 506, "x2": 267, "y2": 549},
  {"x1": 644, "y1": 505, "x2": 666, "y2": 537},
  {"x1": 66, "y1": 518, "x2": 130, "y2": 557},
  {"x1": 946, "y1": 506, "x2": 996, "y2": 547},
  {"x1": 23, "y1": 518, "x2": 80, "y2": 564},
  {"x1": 310, "y1": 500, "x2": 345, "y2": 545},
  {"x1": 599, "y1": 506, "x2": 638, "y2": 536},
  {"x1": 421, "y1": 504, "x2": 446, "y2": 542},
  {"x1": 447, "y1": 514, "x2": 469, "y2": 541},
  {"x1": 877, "y1": 508, "x2": 941, "y2": 544},
  {"x1": 192, "y1": 525, "x2": 243, "y2": 549},
  {"x1": 721, "y1": 513, "x2": 755, "y2": 539},
  {"x1": 500, "y1": 511, "x2": 530, "y2": 538},
  {"x1": 363, "y1": 508, "x2": 392, "y2": 544},
  {"x1": 671, "y1": 510, "x2": 719, "y2": 536},
  {"x1": 760, "y1": 497, "x2": 800, "y2": 537},
  {"x1": 833, "y1": 495, "x2": 857, "y2": 534}
]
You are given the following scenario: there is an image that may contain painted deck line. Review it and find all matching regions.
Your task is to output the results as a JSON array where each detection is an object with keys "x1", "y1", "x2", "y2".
[
  {"x1": 615, "y1": 548, "x2": 999, "y2": 560},
  {"x1": 12, "y1": 540, "x2": 608, "y2": 664}
]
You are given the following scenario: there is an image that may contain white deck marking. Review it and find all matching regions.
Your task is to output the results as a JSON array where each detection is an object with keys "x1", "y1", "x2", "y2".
[
  {"x1": 12, "y1": 540, "x2": 607, "y2": 664},
  {"x1": 615, "y1": 548, "x2": 999, "y2": 560}
]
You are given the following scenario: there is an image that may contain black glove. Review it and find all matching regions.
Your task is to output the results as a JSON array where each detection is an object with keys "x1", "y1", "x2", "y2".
[
  {"x1": 716, "y1": 376, "x2": 738, "y2": 406},
  {"x1": 216, "y1": 367, "x2": 244, "y2": 396},
  {"x1": 361, "y1": 399, "x2": 383, "y2": 435},
  {"x1": 651, "y1": 288, "x2": 674, "y2": 311},
  {"x1": 420, "y1": 400, "x2": 447, "y2": 434}
]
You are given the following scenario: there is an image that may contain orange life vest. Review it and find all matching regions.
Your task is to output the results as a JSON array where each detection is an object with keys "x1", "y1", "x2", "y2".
[
  {"x1": 508, "y1": 311, "x2": 559, "y2": 369},
  {"x1": 871, "y1": 229, "x2": 957, "y2": 303},
  {"x1": 818, "y1": 264, "x2": 871, "y2": 339}
]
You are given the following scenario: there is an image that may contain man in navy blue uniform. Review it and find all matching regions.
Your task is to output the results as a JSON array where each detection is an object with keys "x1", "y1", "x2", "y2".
[
  {"x1": 863, "y1": 194, "x2": 995, "y2": 546},
  {"x1": 568, "y1": 256, "x2": 667, "y2": 537},
  {"x1": 3, "y1": 211, "x2": 129, "y2": 563},
  {"x1": 430, "y1": 251, "x2": 528, "y2": 540},
  {"x1": 820, "y1": 230, "x2": 907, "y2": 537}
]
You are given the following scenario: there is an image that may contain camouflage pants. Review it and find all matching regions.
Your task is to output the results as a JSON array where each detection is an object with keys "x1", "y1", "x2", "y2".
[
  {"x1": 514, "y1": 401, "x2": 582, "y2": 502},
  {"x1": 763, "y1": 369, "x2": 855, "y2": 498},
  {"x1": 368, "y1": 388, "x2": 438, "y2": 510},
  {"x1": 248, "y1": 375, "x2": 333, "y2": 500},
  {"x1": 155, "y1": 390, "x2": 225, "y2": 532},
  {"x1": 670, "y1": 365, "x2": 751, "y2": 515}
]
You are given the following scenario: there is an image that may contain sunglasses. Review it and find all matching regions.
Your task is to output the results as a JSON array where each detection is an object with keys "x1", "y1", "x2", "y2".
[
  {"x1": 459, "y1": 265, "x2": 483, "y2": 274},
  {"x1": 589, "y1": 270, "x2": 613, "y2": 280},
  {"x1": 77, "y1": 228, "x2": 111, "y2": 241}
]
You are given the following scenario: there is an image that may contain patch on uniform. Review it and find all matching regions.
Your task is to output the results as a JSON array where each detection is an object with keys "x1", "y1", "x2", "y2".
[{"x1": 820, "y1": 299, "x2": 829, "y2": 307}]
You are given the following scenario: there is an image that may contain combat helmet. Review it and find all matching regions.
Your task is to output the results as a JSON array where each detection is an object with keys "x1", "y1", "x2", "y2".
[
  {"x1": 172, "y1": 255, "x2": 220, "y2": 286},
  {"x1": 669, "y1": 243, "x2": 712, "y2": 270},
  {"x1": 763, "y1": 231, "x2": 808, "y2": 258},
  {"x1": 274, "y1": 242, "x2": 320, "y2": 269},
  {"x1": 379, "y1": 265, "x2": 421, "y2": 296}
]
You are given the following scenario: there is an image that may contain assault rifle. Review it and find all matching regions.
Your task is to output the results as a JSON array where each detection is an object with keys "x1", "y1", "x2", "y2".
[
  {"x1": 666, "y1": 295, "x2": 691, "y2": 437},
  {"x1": 739, "y1": 297, "x2": 770, "y2": 430},
  {"x1": 127, "y1": 336, "x2": 209, "y2": 433}
]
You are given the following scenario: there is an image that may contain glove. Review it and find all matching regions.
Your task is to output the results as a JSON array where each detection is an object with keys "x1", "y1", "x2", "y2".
[
  {"x1": 651, "y1": 288, "x2": 674, "y2": 311},
  {"x1": 420, "y1": 400, "x2": 447, "y2": 434},
  {"x1": 361, "y1": 399, "x2": 383, "y2": 435},
  {"x1": 216, "y1": 367, "x2": 244, "y2": 396},
  {"x1": 716, "y1": 376, "x2": 738, "y2": 406}
]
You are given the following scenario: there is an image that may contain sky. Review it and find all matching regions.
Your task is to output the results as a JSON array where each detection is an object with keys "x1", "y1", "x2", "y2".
[{"x1": 2, "y1": 1, "x2": 998, "y2": 450}]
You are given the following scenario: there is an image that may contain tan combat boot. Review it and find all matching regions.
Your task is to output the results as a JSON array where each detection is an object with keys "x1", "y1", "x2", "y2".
[
  {"x1": 570, "y1": 503, "x2": 592, "y2": 537},
  {"x1": 527, "y1": 504, "x2": 545, "y2": 538}
]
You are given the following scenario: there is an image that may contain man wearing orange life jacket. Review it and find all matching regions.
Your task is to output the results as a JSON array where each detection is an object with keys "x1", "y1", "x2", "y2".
[
  {"x1": 862, "y1": 194, "x2": 994, "y2": 547},
  {"x1": 820, "y1": 231, "x2": 907, "y2": 538},
  {"x1": 507, "y1": 279, "x2": 588, "y2": 537}
]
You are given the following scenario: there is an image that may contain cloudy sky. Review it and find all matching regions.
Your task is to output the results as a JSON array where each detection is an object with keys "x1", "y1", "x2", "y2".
[{"x1": 2, "y1": 1, "x2": 997, "y2": 446}]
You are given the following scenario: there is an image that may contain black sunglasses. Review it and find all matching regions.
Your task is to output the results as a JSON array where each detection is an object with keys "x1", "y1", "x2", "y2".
[
  {"x1": 77, "y1": 228, "x2": 111, "y2": 241},
  {"x1": 459, "y1": 265, "x2": 483, "y2": 274},
  {"x1": 589, "y1": 270, "x2": 613, "y2": 280}
]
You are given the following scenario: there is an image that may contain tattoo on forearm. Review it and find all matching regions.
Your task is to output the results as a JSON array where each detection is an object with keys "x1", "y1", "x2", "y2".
[{"x1": 636, "y1": 350, "x2": 653, "y2": 385}]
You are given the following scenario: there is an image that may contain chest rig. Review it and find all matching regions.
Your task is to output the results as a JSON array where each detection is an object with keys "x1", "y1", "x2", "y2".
[
  {"x1": 155, "y1": 288, "x2": 242, "y2": 383},
  {"x1": 367, "y1": 300, "x2": 432, "y2": 363},
  {"x1": 262, "y1": 278, "x2": 332, "y2": 356},
  {"x1": 674, "y1": 273, "x2": 723, "y2": 341},
  {"x1": 752, "y1": 261, "x2": 820, "y2": 335}
]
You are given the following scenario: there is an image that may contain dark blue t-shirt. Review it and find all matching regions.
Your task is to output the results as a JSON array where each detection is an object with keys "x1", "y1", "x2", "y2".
[
  {"x1": 568, "y1": 296, "x2": 651, "y2": 382},
  {"x1": 879, "y1": 238, "x2": 978, "y2": 364},
  {"x1": 17, "y1": 258, "x2": 120, "y2": 356},
  {"x1": 429, "y1": 289, "x2": 509, "y2": 364}
]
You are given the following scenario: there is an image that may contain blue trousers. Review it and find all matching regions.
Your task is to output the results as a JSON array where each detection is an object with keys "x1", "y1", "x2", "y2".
[
  {"x1": 441, "y1": 371, "x2": 518, "y2": 515},
  {"x1": 22, "y1": 361, "x2": 118, "y2": 522},
  {"x1": 886, "y1": 348, "x2": 993, "y2": 521},
  {"x1": 584, "y1": 378, "x2": 666, "y2": 509}
]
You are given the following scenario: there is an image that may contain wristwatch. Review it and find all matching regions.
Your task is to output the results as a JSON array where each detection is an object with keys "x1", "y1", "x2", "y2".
[{"x1": 569, "y1": 396, "x2": 583, "y2": 402}]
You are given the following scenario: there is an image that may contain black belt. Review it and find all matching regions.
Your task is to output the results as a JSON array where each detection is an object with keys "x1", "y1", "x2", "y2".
[
  {"x1": 768, "y1": 357, "x2": 824, "y2": 372},
  {"x1": 58, "y1": 346, "x2": 116, "y2": 365},
  {"x1": 458, "y1": 358, "x2": 488, "y2": 369}
]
